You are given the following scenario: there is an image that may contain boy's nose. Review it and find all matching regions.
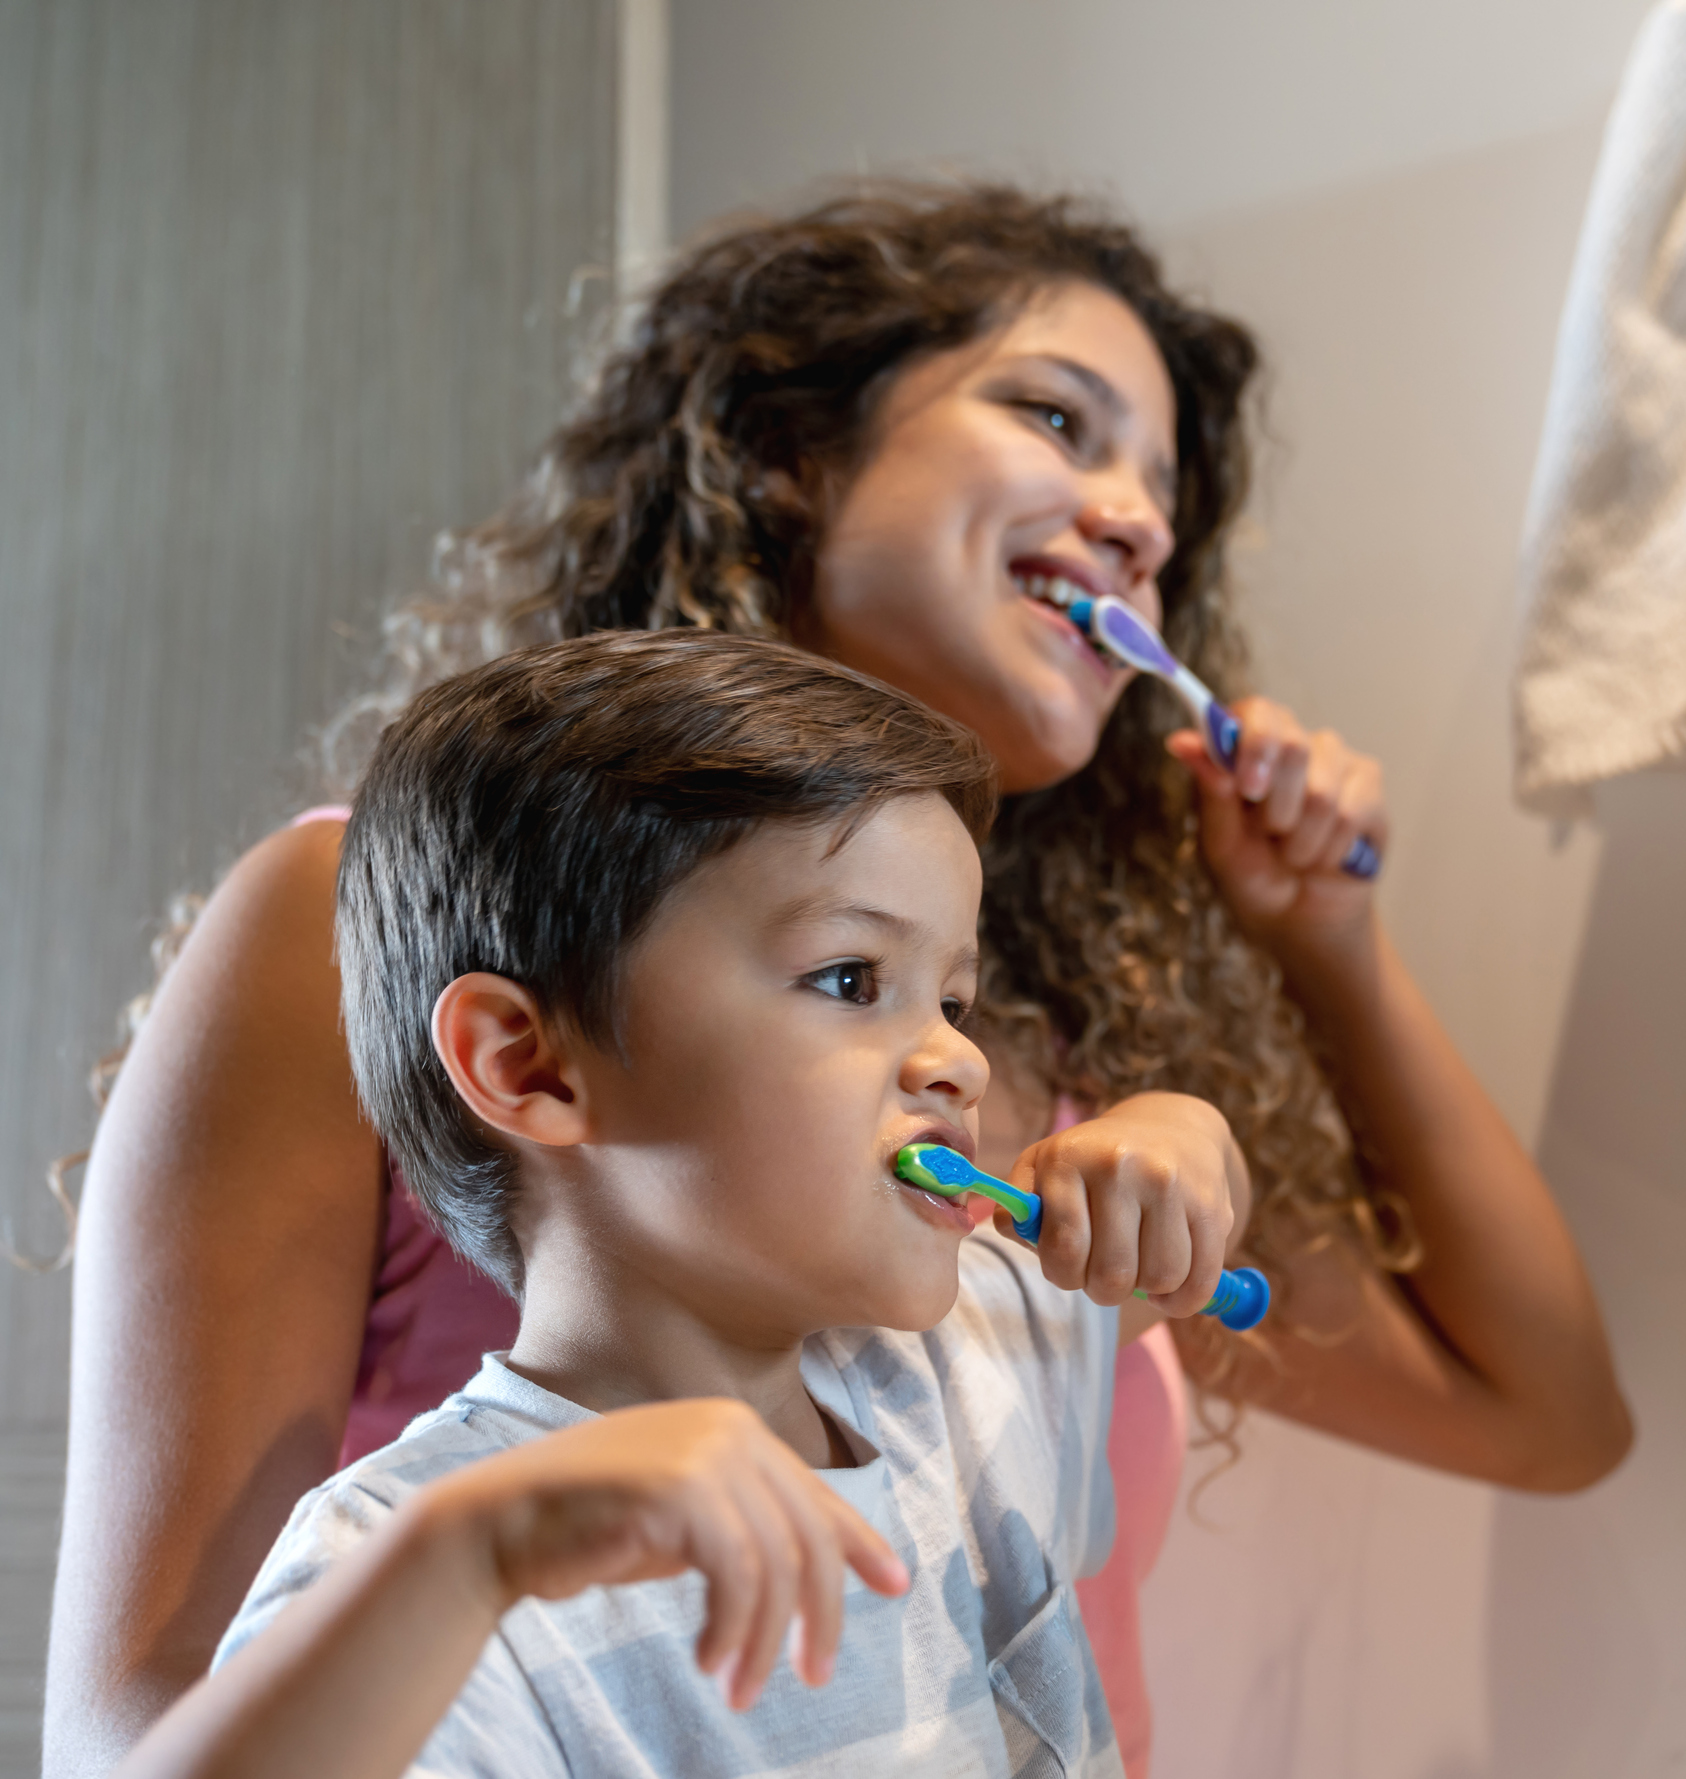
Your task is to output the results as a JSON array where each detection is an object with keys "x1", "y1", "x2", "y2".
[{"x1": 901, "y1": 1017, "x2": 989, "y2": 1110}]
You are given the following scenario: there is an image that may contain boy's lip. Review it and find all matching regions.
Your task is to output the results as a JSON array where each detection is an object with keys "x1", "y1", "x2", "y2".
[
  {"x1": 895, "y1": 1178, "x2": 976, "y2": 1236},
  {"x1": 893, "y1": 1123, "x2": 975, "y2": 1165},
  {"x1": 888, "y1": 1124, "x2": 980, "y2": 1233}
]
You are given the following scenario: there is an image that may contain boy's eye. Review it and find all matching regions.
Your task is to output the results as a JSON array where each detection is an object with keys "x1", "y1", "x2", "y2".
[
  {"x1": 806, "y1": 961, "x2": 878, "y2": 1005},
  {"x1": 941, "y1": 996, "x2": 969, "y2": 1029}
]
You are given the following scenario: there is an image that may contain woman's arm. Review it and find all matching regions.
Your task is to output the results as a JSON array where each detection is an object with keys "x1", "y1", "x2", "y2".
[
  {"x1": 1166, "y1": 709, "x2": 1632, "y2": 1491},
  {"x1": 44, "y1": 820, "x2": 388, "y2": 1778}
]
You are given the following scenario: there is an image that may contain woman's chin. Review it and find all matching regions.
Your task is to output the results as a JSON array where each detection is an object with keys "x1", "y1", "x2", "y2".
[{"x1": 989, "y1": 711, "x2": 1106, "y2": 794}]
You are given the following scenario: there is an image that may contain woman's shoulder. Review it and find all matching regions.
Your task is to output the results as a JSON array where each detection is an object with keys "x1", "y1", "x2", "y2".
[
  {"x1": 121, "y1": 811, "x2": 355, "y2": 1113},
  {"x1": 195, "y1": 810, "x2": 347, "y2": 949}
]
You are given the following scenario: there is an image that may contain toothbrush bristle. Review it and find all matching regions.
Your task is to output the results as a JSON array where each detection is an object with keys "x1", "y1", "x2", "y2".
[{"x1": 895, "y1": 1143, "x2": 975, "y2": 1196}]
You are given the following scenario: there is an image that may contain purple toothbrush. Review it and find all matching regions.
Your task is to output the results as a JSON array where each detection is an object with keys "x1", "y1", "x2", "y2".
[{"x1": 1069, "y1": 593, "x2": 1380, "y2": 881}]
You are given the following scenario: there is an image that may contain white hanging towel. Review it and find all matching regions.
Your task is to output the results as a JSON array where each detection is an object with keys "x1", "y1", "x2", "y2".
[{"x1": 1515, "y1": 0, "x2": 1686, "y2": 816}]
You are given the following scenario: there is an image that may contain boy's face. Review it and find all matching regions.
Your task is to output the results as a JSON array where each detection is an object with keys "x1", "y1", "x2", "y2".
[{"x1": 569, "y1": 792, "x2": 990, "y2": 1338}]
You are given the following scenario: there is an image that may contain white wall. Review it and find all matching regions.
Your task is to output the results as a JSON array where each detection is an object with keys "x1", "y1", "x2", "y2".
[{"x1": 670, "y1": 5, "x2": 1683, "y2": 1775}]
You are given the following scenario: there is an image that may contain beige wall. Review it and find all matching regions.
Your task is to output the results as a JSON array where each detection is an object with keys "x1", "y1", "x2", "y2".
[
  {"x1": 671, "y1": 4, "x2": 1683, "y2": 1774},
  {"x1": 0, "y1": 3, "x2": 618, "y2": 1767}
]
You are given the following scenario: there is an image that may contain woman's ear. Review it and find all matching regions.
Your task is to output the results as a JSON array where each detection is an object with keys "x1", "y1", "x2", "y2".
[{"x1": 431, "y1": 973, "x2": 592, "y2": 1149}]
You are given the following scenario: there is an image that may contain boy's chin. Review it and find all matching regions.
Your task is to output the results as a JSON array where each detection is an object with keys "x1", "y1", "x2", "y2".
[{"x1": 862, "y1": 1264, "x2": 963, "y2": 1335}]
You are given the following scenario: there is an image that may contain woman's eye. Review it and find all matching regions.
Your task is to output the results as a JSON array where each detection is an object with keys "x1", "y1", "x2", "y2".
[
  {"x1": 807, "y1": 961, "x2": 878, "y2": 1005},
  {"x1": 1018, "y1": 398, "x2": 1083, "y2": 446}
]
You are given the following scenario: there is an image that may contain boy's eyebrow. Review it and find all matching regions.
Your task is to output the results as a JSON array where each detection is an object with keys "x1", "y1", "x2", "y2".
[
  {"x1": 768, "y1": 897, "x2": 981, "y2": 973},
  {"x1": 768, "y1": 895, "x2": 917, "y2": 938}
]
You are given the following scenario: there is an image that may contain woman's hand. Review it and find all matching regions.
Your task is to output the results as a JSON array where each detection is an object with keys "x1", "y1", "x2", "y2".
[
  {"x1": 433, "y1": 1400, "x2": 908, "y2": 1710},
  {"x1": 1166, "y1": 697, "x2": 1387, "y2": 967},
  {"x1": 1003, "y1": 1092, "x2": 1251, "y2": 1317}
]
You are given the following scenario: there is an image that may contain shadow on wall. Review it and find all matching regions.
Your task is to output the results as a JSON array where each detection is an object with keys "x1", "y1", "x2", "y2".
[{"x1": 1487, "y1": 768, "x2": 1686, "y2": 1778}]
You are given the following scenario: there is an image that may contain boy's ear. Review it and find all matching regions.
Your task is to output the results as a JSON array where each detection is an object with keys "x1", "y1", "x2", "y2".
[{"x1": 431, "y1": 973, "x2": 592, "y2": 1149}]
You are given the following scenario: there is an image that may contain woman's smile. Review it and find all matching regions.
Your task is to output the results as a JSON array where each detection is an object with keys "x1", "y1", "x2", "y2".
[{"x1": 813, "y1": 281, "x2": 1179, "y2": 793}]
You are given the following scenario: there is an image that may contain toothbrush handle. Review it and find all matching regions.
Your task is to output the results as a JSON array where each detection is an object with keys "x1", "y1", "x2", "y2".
[
  {"x1": 1131, "y1": 1265, "x2": 1272, "y2": 1332},
  {"x1": 1203, "y1": 696, "x2": 1381, "y2": 882}
]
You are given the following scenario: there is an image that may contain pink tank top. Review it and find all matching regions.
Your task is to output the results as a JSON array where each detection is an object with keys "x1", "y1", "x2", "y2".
[{"x1": 299, "y1": 809, "x2": 1185, "y2": 1775}]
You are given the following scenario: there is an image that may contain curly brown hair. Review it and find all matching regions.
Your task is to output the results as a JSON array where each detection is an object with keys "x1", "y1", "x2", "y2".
[
  {"x1": 314, "y1": 181, "x2": 1417, "y2": 1408},
  {"x1": 54, "y1": 182, "x2": 1416, "y2": 1410}
]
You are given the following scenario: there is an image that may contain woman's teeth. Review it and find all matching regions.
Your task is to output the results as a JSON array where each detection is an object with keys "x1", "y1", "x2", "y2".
[{"x1": 1013, "y1": 572, "x2": 1085, "y2": 611}]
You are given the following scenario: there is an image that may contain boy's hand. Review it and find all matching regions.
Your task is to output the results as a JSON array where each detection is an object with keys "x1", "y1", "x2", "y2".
[
  {"x1": 422, "y1": 1399, "x2": 908, "y2": 1712},
  {"x1": 1166, "y1": 697, "x2": 1387, "y2": 966},
  {"x1": 1003, "y1": 1092, "x2": 1250, "y2": 1317}
]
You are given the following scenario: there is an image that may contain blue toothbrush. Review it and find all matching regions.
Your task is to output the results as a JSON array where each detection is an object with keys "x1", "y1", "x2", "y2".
[
  {"x1": 895, "y1": 1143, "x2": 1271, "y2": 1331},
  {"x1": 1066, "y1": 592, "x2": 1380, "y2": 881}
]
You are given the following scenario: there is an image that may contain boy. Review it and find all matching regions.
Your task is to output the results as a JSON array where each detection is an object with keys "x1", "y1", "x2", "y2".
[{"x1": 117, "y1": 631, "x2": 1246, "y2": 1779}]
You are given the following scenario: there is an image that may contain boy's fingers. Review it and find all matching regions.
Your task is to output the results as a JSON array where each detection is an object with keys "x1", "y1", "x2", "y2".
[
  {"x1": 1016, "y1": 1150, "x2": 1091, "y2": 1290},
  {"x1": 728, "y1": 1472, "x2": 803, "y2": 1709},
  {"x1": 1133, "y1": 1197, "x2": 1194, "y2": 1304},
  {"x1": 830, "y1": 1500, "x2": 908, "y2": 1598},
  {"x1": 1147, "y1": 1210, "x2": 1228, "y2": 1319},
  {"x1": 688, "y1": 1494, "x2": 764, "y2": 1678},
  {"x1": 1080, "y1": 1184, "x2": 1142, "y2": 1307},
  {"x1": 757, "y1": 1457, "x2": 845, "y2": 1688}
]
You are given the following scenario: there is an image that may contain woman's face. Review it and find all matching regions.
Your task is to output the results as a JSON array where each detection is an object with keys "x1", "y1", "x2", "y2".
[{"x1": 812, "y1": 281, "x2": 1179, "y2": 795}]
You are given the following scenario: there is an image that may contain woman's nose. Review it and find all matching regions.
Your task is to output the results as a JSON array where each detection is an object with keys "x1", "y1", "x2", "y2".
[{"x1": 1077, "y1": 483, "x2": 1175, "y2": 586}]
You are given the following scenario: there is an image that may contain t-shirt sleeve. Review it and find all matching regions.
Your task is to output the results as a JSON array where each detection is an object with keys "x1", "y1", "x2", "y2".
[
  {"x1": 212, "y1": 1474, "x2": 402, "y2": 1669},
  {"x1": 212, "y1": 1470, "x2": 568, "y2": 1777}
]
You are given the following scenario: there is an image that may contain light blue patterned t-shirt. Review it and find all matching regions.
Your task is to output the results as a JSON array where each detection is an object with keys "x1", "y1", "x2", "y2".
[{"x1": 216, "y1": 1226, "x2": 1124, "y2": 1778}]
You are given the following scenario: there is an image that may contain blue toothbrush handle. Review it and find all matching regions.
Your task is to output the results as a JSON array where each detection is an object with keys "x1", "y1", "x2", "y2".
[
  {"x1": 1198, "y1": 1265, "x2": 1271, "y2": 1331},
  {"x1": 1130, "y1": 1264, "x2": 1271, "y2": 1331},
  {"x1": 1205, "y1": 699, "x2": 1380, "y2": 882}
]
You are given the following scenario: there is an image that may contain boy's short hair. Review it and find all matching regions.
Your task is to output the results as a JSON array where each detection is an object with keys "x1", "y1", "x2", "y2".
[{"x1": 337, "y1": 631, "x2": 996, "y2": 1297}]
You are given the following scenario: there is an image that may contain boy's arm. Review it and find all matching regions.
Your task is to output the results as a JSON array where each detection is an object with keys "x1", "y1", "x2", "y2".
[
  {"x1": 112, "y1": 1399, "x2": 909, "y2": 1779},
  {"x1": 111, "y1": 1489, "x2": 511, "y2": 1779}
]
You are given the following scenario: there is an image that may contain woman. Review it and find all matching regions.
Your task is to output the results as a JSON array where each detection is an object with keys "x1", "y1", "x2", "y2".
[{"x1": 45, "y1": 183, "x2": 1630, "y2": 1777}]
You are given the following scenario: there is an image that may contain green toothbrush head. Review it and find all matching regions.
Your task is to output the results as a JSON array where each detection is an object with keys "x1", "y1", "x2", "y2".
[{"x1": 894, "y1": 1144, "x2": 1042, "y2": 1242}]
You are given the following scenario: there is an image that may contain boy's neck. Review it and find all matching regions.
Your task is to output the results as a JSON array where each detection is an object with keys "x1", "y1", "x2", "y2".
[{"x1": 506, "y1": 1242, "x2": 854, "y2": 1470}]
